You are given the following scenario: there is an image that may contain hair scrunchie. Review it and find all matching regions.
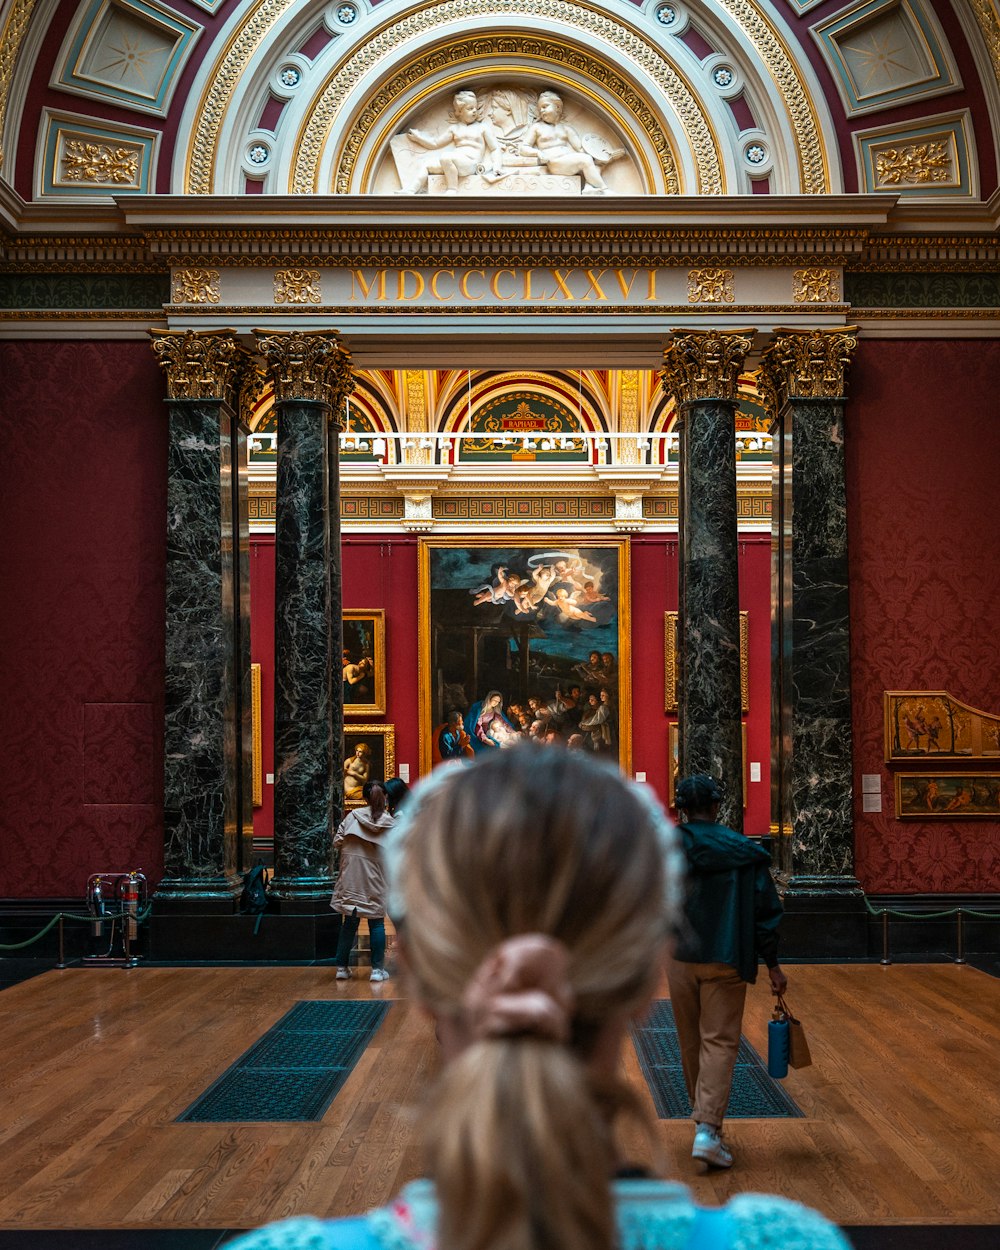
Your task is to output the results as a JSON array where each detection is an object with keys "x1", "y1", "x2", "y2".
[{"x1": 462, "y1": 934, "x2": 575, "y2": 1044}]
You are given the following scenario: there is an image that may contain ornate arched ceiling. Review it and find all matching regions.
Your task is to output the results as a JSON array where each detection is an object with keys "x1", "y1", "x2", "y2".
[{"x1": 1, "y1": 0, "x2": 997, "y2": 202}]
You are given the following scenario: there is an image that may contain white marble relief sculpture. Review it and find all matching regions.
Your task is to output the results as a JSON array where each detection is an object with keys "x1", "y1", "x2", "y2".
[{"x1": 386, "y1": 84, "x2": 636, "y2": 196}]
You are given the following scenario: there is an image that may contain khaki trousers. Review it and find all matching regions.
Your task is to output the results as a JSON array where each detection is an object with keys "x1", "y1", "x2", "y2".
[{"x1": 666, "y1": 956, "x2": 747, "y2": 1128}]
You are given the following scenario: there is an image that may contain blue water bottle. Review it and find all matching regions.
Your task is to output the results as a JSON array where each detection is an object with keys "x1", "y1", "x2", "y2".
[{"x1": 767, "y1": 1006, "x2": 789, "y2": 1079}]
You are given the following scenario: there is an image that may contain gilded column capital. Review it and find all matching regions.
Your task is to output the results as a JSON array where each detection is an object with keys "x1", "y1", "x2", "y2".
[
  {"x1": 235, "y1": 355, "x2": 268, "y2": 427},
  {"x1": 149, "y1": 329, "x2": 245, "y2": 401},
  {"x1": 757, "y1": 326, "x2": 859, "y2": 416},
  {"x1": 660, "y1": 329, "x2": 755, "y2": 406},
  {"x1": 252, "y1": 329, "x2": 355, "y2": 425}
]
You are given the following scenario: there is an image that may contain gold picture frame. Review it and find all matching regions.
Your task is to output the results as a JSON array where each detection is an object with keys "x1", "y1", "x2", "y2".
[
  {"x1": 343, "y1": 724, "x2": 396, "y2": 809},
  {"x1": 883, "y1": 690, "x2": 1000, "y2": 763},
  {"x1": 343, "y1": 609, "x2": 386, "y2": 718},
  {"x1": 665, "y1": 611, "x2": 749, "y2": 713},
  {"x1": 668, "y1": 722, "x2": 747, "y2": 808},
  {"x1": 894, "y1": 772, "x2": 1000, "y2": 819},
  {"x1": 251, "y1": 662, "x2": 262, "y2": 808},
  {"x1": 418, "y1": 538, "x2": 631, "y2": 774}
]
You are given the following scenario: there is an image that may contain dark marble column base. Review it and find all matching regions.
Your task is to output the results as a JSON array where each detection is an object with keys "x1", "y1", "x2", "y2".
[
  {"x1": 150, "y1": 908, "x2": 341, "y2": 960},
  {"x1": 776, "y1": 888, "x2": 867, "y2": 959},
  {"x1": 268, "y1": 874, "x2": 336, "y2": 904},
  {"x1": 782, "y1": 873, "x2": 863, "y2": 898},
  {"x1": 153, "y1": 877, "x2": 242, "y2": 905}
]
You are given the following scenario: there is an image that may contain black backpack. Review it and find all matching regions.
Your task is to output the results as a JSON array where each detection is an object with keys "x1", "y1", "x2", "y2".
[{"x1": 240, "y1": 862, "x2": 269, "y2": 927}]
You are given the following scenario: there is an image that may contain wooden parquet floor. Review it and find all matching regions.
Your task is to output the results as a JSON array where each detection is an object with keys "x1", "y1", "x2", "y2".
[{"x1": 1, "y1": 963, "x2": 999, "y2": 1231}]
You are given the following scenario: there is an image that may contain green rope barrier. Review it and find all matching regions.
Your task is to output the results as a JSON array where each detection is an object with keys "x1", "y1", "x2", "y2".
[
  {"x1": 0, "y1": 904, "x2": 153, "y2": 952},
  {"x1": 861, "y1": 895, "x2": 1000, "y2": 921}
]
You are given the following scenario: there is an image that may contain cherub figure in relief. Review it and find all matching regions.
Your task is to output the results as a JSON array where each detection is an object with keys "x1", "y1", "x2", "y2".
[
  {"x1": 398, "y1": 90, "x2": 502, "y2": 194},
  {"x1": 518, "y1": 90, "x2": 625, "y2": 193}
]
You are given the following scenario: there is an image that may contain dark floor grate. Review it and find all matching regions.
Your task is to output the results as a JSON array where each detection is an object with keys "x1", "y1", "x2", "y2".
[
  {"x1": 177, "y1": 999, "x2": 390, "y2": 1123},
  {"x1": 631, "y1": 998, "x2": 802, "y2": 1120}
]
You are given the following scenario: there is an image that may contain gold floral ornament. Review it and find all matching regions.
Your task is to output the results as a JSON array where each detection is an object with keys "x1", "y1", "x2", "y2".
[
  {"x1": 875, "y1": 142, "x2": 951, "y2": 186},
  {"x1": 757, "y1": 326, "x2": 859, "y2": 415},
  {"x1": 792, "y1": 269, "x2": 839, "y2": 303},
  {"x1": 273, "y1": 269, "x2": 322, "y2": 304},
  {"x1": 660, "y1": 329, "x2": 755, "y2": 405},
  {"x1": 172, "y1": 269, "x2": 221, "y2": 305},
  {"x1": 62, "y1": 140, "x2": 139, "y2": 184},
  {"x1": 253, "y1": 329, "x2": 355, "y2": 423},
  {"x1": 149, "y1": 329, "x2": 247, "y2": 401},
  {"x1": 687, "y1": 268, "x2": 735, "y2": 304}
]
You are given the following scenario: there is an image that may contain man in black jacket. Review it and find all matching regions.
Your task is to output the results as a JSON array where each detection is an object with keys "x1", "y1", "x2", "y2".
[{"x1": 667, "y1": 774, "x2": 787, "y2": 1169}]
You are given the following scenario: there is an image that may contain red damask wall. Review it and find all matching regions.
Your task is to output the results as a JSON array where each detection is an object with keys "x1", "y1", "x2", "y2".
[
  {"x1": 251, "y1": 532, "x2": 773, "y2": 836},
  {"x1": 848, "y1": 339, "x2": 1000, "y2": 893},
  {"x1": 0, "y1": 341, "x2": 168, "y2": 898}
]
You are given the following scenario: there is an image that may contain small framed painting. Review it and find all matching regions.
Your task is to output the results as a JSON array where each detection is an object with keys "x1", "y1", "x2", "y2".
[
  {"x1": 343, "y1": 724, "x2": 396, "y2": 809},
  {"x1": 665, "y1": 611, "x2": 748, "y2": 714},
  {"x1": 343, "y1": 610, "x2": 386, "y2": 717}
]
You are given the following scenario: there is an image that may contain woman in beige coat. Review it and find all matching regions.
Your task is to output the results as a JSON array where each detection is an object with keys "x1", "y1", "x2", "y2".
[{"x1": 331, "y1": 779, "x2": 393, "y2": 982}]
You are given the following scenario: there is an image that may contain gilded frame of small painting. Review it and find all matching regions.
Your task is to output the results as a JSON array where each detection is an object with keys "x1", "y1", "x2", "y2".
[
  {"x1": 251, "y1": 662, "x2": 262, "y2": 808},
  {"x1": 883, "y1": 691, "x2": 1000, "y2": 763},
  {"x1": 343, "y1": 609, "x2": 386, "y2": 718},
  {"x1": 665, "y1": 611, "x2": 749, "y2": 714},
  {"x1": 343, "y1": 724, "x2": 396, "y2": 809},
  {"x1": 418, "y1": 538, "x2": 631, "y2": 775},
  {"x1": 668, "y1": 723, "x2": 747, "y2": 808},
  {"x1": 894, "y1": 772, "x2": 1000, "y2": 819}
]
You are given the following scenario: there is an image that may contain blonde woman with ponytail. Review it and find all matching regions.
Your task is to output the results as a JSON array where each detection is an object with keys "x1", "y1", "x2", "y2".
[{"x1": 230, "y1": 747, "x2": 849, "y2": 1250}]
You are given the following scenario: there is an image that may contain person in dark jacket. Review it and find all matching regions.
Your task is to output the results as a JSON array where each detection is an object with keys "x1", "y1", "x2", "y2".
[{"x1": 667, "y1": 773, "x2": 787, "y2": 1170}]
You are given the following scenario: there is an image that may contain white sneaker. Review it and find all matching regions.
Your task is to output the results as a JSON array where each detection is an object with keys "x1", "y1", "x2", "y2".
[
  {"x1": 369, "y1": 967, "x2": 389, "y2": 982},
  {"x1": 335, "y1": 967, "x2": 351, "y2": 980},
  {"x1": 692, "y1": 1123, "x2": 733, "y2": 1169}
]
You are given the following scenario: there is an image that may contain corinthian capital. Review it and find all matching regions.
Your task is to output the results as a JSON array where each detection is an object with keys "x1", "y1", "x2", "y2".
[
  {"x1": 660, "y1": 328, "x2": 754, "y2": 406},
  {"x1": 149, "y1": 329, "x2": 245, "y2": 401},
  {"x1": 252, "y1": 329, "x2": 355, "y2": 423},
  {"x1": 757, "y1": 326, "x2": 859, "y2": 417}
]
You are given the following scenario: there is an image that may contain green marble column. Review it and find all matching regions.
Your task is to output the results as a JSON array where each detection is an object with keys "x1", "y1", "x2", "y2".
[
  {"x1": 149, "y1": 330, "x2": 253, "y2": 903},
  {"x1": 254, "y1": 330, "x2": 354, "y2": 902},
  {"x1": 759, "y1": 327, "x2": 860, "y2": 895},
  {"x1": 662, "y1": 330, "x2": 753, "y2": 830}
]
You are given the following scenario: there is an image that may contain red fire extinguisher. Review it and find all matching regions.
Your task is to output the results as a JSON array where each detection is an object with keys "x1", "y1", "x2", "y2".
[{"x1": 122, "y1": 872, "x2": 140, "y2": 944}]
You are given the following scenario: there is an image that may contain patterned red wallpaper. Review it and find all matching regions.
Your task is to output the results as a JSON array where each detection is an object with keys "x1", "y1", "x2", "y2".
[
  {"x1": 0, "y1": 341, "x2": 167, "y2": 898},
  {"x1": 847, "y1": 339, "x2": 1000, "y2": 893}
]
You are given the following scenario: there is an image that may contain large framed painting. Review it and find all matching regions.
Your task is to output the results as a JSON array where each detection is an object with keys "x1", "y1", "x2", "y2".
[
  {"x1": 884, "y1": 691, "x2": 1000, "y2": 763},
  {"x1": 343, "y1": 610, "x2": 386, "y2": 717},
  {"x1": 895, "y1": 772, "x2": 1000, "y2": 819},
  {"x1": 668, "y1": 722, "x2": 747, "y2": 808},
  {"x1": 419, "y1": 540, "x2": 631, "y2": 773},
  {"x1": 343, "y1": 724, "x2": 396, "y2": 808},
  {"x1": 665, "y1": 611, "x2": 749, "y2": 714}
]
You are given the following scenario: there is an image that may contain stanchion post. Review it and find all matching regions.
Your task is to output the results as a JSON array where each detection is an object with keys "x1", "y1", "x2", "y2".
[
  {"x1": 56, "y1": 914, "x2": 66, "y2": 969},
  {"x1": 880, "y1": 910, "x2": 891, "y2": 966},
  {"x1": 955, "y1": 909, "x2": 966, "y2": 965}
]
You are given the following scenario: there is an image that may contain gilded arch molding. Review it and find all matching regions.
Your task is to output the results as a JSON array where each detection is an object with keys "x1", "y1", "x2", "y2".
[
  {"x1": 179, "y1": 0, "x2": 832, "y2": 196},
  {"x1": 292, "y1": 0, "x2": 717, "y2": 194},
  {"x1": 334, "y1": 38, "x2": 679, "y2": 195}
]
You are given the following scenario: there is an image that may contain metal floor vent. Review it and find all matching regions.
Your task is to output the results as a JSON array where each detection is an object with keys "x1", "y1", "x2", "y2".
[{"x1": 177, "y1": 1000, "x2": 390, "y2": 1123}]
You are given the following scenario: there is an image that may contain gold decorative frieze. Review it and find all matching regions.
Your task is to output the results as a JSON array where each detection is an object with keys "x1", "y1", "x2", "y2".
[
  {"x1": 660, "y1": 329, "x2": 755, "y2": 405},
  {"x1": 172, "y1": 268, "x2": 221, "y2": 304},
  {"x1": 757, "y1": 326, "x2": 859, "y2": 413},
  {"x1": 253, "y1": 328, "x2": 355, "y2": 417},
  {"x1": 62, "y1": 139, "x2": 140, "y2": 185},
  {"x1": 149, "y1": 328, "x2": 246, "y2": 400},
  {"x1": 874, "y1": 141, "x2": 952, "y2": 187},
  {"x1": 792, "y1": 269, "x2": 840, "y2": 303},
  {"x1": 273, "y1": 269, "x2": 322, "y2": 304},
  {"x1": 687, "y1": 268, "x2": 735, "y2": 304}
]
